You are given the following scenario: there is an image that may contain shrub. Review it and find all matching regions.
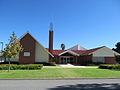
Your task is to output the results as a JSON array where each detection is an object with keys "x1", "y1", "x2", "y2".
[
  {"x1": 34, "y1": 62, "x2": 57, "y2": 66},
  {"x1": 0, "y1": 64, "x2": 43, "y2": 70},
  {"x1": 93, "y1": 62, "x2": 105, "y2": 65},
  {"x1": 0, "y1": 65, "x2": 8, "y2": 70},
  {"x1": 49, "y1": 62, "x2": 56, "y2": 66},
  {"x1": 112, "y1": 65, "x2": 120, "y2": 69},
  {"x1": 0, "y1": 64, "x2": 16, "y2": 66},
  {"x1": 98, "y1": 64, "x2": 120, "y2": 70}
]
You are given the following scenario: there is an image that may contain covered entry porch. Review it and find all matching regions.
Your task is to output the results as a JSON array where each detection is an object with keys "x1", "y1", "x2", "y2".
[
  {"x1": 61, "y1": 56, "x2": 74, "y2": 64},
  {"x1": 57, "y1": 50, "x2": 80, "y2": 64}
]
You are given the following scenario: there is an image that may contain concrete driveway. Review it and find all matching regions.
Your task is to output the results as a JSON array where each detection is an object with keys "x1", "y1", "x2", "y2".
[{"x1": 0, "y1": 79, "x2": 120, "y2": 90}]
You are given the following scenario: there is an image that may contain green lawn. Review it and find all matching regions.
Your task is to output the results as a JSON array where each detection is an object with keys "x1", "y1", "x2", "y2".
[{"x1": 0, "y1": 68, "x2": 120, "y2": 79}]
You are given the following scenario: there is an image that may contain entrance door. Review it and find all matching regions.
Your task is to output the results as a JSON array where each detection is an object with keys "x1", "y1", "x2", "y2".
[{"x1": 61, "y1": 56, "x2": 73, "y2": 64}]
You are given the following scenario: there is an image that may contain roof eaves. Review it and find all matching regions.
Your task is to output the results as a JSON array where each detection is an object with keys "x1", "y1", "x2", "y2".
[{"x1": 58, "y1": 50, "x2": 80, "y2": 56}]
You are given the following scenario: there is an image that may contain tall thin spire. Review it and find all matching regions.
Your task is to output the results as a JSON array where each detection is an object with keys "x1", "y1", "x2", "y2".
[{"x1": 50, "y1": 22, "x2": 53, "y2": 31}]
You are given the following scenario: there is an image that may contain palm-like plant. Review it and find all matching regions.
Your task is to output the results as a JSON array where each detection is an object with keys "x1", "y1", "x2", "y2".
[{"x1": 61, "y1": 44, "x2": 65, "y2": 50}]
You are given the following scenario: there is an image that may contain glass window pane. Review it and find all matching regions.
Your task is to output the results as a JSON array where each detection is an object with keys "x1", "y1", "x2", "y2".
[{"x1": 24, "y1": 52, "x2": 30, "y2": 56}]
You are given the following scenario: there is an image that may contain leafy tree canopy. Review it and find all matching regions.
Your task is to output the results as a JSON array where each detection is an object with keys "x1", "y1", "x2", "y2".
[
  {"x1": 112, "y1": 42, "x2": 120, "y2": 53},
  {"x1": 113, "y1": 42, "x2": 120, "y2": 64},
  {"x1": 3, "y1": 32, "x2": 23, "y2": 58},
  {"x1": 61, "y1": 43, "x2": 65, "y2": 50}
]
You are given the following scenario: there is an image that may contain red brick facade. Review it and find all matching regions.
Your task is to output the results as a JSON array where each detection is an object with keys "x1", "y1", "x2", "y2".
[
  {"x1": 55, "y1": 54, "x2": 117, "y2": 64},
  {"x1": 104, "y1": 57, "x2": 116, "y2": 64},
  {"x1": 78, "y1": 54, "x2": 93, "y2": 64},
  {"x1": 19, "y1": 33, "x2": 36, "y2": 64}
]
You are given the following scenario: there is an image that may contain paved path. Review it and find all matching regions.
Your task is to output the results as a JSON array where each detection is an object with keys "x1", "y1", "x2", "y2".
[
  {"x1": 58, "y1": 64, "x2": 97, "y2": 68},
  {"x1": 60, "y1": 64, "x2": 86, "y2": 68},
  {"x1": 44, "y1": 64, "x2": 98, "y2": 68},
  {"x1": 0, "y1": 79, "x2": 120, "y2": 90}
]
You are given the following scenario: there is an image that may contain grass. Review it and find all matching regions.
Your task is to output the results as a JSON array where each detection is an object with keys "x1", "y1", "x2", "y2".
[
  {"x1": 0, "y1": 68, "x2": 120, "y2": 79},
  {"x1": 85, "y1": 66, "x2": 98, "y2": 67}
]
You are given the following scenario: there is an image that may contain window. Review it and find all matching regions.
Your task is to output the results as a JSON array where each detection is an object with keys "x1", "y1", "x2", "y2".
[{"x1": 24, "y1": 52, "x2": 30, "y2": 56}]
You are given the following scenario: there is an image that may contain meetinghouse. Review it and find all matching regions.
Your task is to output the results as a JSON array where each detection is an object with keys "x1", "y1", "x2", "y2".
[{"x1": 10, "y1": 24, "x2": 120, "y2": 65}]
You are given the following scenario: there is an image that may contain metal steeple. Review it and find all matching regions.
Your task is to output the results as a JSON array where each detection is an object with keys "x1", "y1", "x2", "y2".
[{"x1": 50, "y1": 22, "x2": 53, "y2": 31}]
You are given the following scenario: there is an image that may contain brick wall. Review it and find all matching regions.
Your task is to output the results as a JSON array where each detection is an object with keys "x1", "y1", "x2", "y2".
[
  {"x1": 78, "y1": 54, "x2": 93, "y2": 64},
  {"x1": 19, "y1": 33, "x2": 36, "y2": 64},
  {"x1": 104, "y1": 57, "x2": 116, "y2": 64}
]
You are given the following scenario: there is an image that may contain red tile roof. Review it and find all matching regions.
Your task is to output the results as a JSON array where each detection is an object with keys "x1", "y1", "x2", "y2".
[
  {"x1": 52, "y1": 50, "x2": 66, "y2": 55},
  {"x1": 81, "y1": 46, "x2": 104, "y2": 55},
  {"x1": 52, "y1": 46, "x2": 105, "y2": 56}
]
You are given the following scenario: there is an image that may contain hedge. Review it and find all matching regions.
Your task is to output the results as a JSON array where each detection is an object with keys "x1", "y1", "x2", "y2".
[
  {"x1": 49, "y1": 62, "x2": 56, "y2": 66},
  {"x1": 34, "y1": 62, "x2": 57, "y2": 66},
  {"x1": 0, "y1": 64, "x2": 43, "y2": 70},
  {"x1": 98, "y1": 64, "x2": 120, "y2": 70}
]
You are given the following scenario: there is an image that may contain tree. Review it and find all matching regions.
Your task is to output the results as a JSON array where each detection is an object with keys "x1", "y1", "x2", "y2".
[
  {"x1": 112, "y1": 42, "x2": 120, "y2": 53},
  {"x1": 61, "y1": 43, "x2": 65, "y2": 50},
  {"x1": 3, "y1": 32, "x2": 23, "y2": 72},
  {"x1": 113, "y1": 42, "x2": 120, "y2": 64}
]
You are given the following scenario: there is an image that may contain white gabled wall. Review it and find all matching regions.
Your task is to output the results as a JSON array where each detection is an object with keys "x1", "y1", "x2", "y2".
[
  {"x1": 35, "y1": 42, "x2": 49, "y2": 63},
  {"x1": 92, "y1": 46, "x2": 120, "y2": 57}
]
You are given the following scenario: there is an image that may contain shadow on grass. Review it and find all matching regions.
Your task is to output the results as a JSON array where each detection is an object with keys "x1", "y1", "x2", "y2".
[{"x1": 48, "y1": 83, "x2": 120, "y2": 90}]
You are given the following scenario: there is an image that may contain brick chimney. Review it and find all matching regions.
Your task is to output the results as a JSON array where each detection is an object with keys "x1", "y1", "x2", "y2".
[
  {"x1": 49, "y1": 30, "x2": 53, "y2": 53},
  {"x1": 49, "y1": 23, "x2": 54, "y2": 61}
]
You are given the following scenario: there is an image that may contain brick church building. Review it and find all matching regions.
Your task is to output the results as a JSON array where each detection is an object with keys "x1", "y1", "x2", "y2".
[{"x1": 14, "y1": 24, "x2": 120, "y2": 64}]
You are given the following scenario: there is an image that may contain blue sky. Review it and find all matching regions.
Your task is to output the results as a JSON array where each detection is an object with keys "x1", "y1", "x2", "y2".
[{"x1": 0, "y1": 0, "x2": 120, "y2": 50}]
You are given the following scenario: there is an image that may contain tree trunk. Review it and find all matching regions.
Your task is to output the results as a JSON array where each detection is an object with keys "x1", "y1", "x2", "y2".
[
  {"x1": 4, "y1": 57, "x2": 6, "y2": 62},
  {"x1": 8, "y1": 58, "x2": 10, "y2": 72}
]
